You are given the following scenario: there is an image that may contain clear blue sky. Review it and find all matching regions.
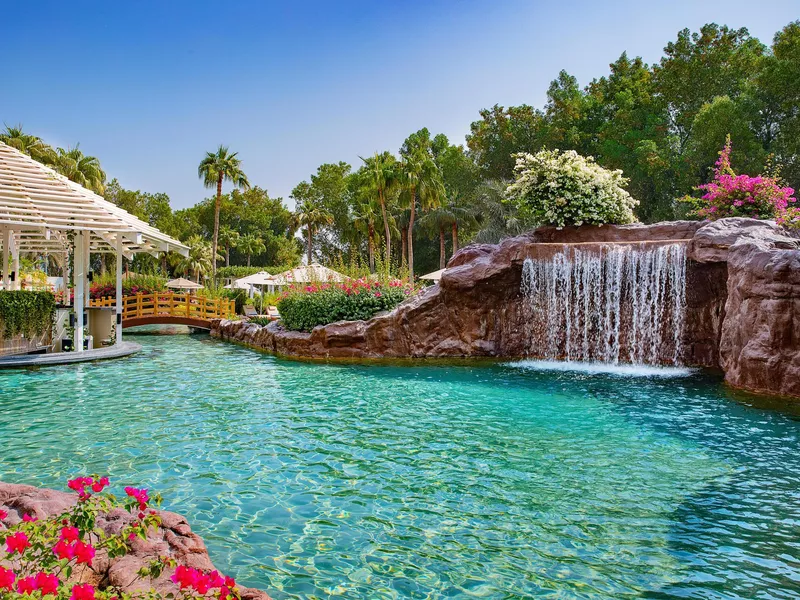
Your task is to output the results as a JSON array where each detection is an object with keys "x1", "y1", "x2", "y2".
[{"x1": 3, "y1": 0, "x2": 798, "y2": 209}]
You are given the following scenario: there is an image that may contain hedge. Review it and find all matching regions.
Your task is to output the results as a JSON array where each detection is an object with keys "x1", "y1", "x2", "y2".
[{"x1": 0, "y1": 290, "x2": 56, "y2": 339}]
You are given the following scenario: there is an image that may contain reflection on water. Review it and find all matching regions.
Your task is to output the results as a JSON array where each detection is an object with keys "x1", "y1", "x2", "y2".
[{"x1": 1, "y1": 332, "x2": 799, "y2": 599}]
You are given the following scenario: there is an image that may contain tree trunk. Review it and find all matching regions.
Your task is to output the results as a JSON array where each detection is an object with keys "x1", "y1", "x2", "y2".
[
  {"x1": 225, "y1": 246, "x2": 230, "y2": 267},
  {"x1": 439, "y1": 228, "x2": 446, "y2": 270},
  {"x1": 367, "y1": 224, "x2": 375, "y2": 273},
  {"x1": 247, "y1": 254, "x2": 251, "y2": 268},
  {"x1": 407, "y1": 187, "x2": 416, "y2": 282},
  {"x1": 307, "y1": 226, "x2": 313, "y2": 265},
  {"x1": 212, "y1": 174, "x2": 223, "y2": 278},
  {"x1": 451, "y1": 221, "x2": 458, "y2": 257},
  {"x1": 99, "y1": 254, "x2": 106, "y2": 275},
  {"x1": 401, "y1": 226, "x2": 408, "y2": 268},
  {"x1": 162, "y1": 253, "x2": 168, "y2": 276},
  {"x1": 378, "y1": 188, "x2": 391, "y2": 269}
]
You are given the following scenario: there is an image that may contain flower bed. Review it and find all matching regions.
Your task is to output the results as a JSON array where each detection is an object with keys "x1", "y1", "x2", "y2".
[
  {"x1": 0, "y1": 476, "x2": 243, "y2": 600},
  {"x1": 276, "y1": 279, "x2": 413, "y2": 332}
]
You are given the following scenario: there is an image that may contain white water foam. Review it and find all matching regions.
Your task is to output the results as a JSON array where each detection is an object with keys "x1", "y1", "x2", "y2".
[{"x1": 505, "y1": 359, "x2": 695, "y2": 378}]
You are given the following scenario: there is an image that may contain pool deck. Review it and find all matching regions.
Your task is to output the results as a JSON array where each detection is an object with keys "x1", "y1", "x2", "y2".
[{"x1": 0, "y1": 342, "x2": 142, "y2": 368}]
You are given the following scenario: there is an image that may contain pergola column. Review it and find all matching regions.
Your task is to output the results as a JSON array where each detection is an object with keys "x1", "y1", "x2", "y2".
[
  {"x1": 74, "y1": 232, "x2": 85, "y2": 352},
  {"x1": 116, "y1": 235, "x2": 123, "y2": 345},
  {"x1": 11, "y1": 240, "x2": 20, "y2": 291},
  {"x1": 2, "y1": 230, "x2": 10, "y2": 290}
]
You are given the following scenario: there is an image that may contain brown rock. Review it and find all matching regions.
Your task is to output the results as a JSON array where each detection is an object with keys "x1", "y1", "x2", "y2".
[
  {"x1": 211, "y1": 218, "x2": 800, "y2": 399},
  {"x1": 0, "y1": 482, "x2": 270, "y2": 600}
]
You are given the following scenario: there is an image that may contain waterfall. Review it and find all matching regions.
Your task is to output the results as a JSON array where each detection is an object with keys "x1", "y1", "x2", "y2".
[{"x1": 520, "y1": 243, "x2": 687, "y2": 365}]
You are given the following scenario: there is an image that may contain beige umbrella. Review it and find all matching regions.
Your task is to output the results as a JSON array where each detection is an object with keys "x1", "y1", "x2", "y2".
[
  {"x1": 272, "y1": 263, "x2": 346, "y2": 285},
  {"x1": 165, "y1": 277, "x2": 204, "y2": 291},
  {"x1": 419, "y1": 268, "x2": 446, "y2": 282}
]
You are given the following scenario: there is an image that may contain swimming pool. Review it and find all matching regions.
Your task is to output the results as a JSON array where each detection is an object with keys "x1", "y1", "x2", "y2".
[{"x1": 1, "y1": 331, "x2": 798, "y2": 598}]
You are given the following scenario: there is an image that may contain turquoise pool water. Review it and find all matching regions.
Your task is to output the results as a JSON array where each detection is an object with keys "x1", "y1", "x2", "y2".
[{"x1": 1, "y1": 331, "x2": 800, "y2": 599}]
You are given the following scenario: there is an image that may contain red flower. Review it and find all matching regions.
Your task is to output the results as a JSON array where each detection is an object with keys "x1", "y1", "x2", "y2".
[
  {"x1": 171, "y1": 565, "x2": 199, "y2": 590},
  {"x1": 6, "y1": 532, "x2": 30, "y2": 555},
  {"x1": 70, "y1": 584, "x2": 95, "y2": 600},
  {"x1": 0, "y1": 509, "x2": 7, "y2": 521},
  {"x1": 60, "y1": 526, "x2": 80, "y2": 542},
  {"x1": 22, "y1": 513, "x2": 37, "y2": 523},
  {"x1": 16, "y1": 576, "x2": 37, "y2": 595},
  {"x1": 73, "y1": 541, "x2": 96, "y2": 565},
  {"x1": 35, "y1": 572, "x2": 59, "y2": 596},
  {"x1": 53, "y1": 539, "x2": 75, "y2": 560},
  {"x1": 0, "y1": 567, "x2": 15, "y2": 591}
]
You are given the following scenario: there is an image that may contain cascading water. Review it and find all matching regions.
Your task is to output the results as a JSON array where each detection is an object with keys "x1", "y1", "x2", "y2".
[{"x1": 520, "y1": 242, "x2": 687, "y2": 365}]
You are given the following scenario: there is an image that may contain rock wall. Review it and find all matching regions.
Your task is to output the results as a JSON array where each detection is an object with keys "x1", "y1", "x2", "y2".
[
  {"x1": 211, "y1": 218, "x2": 800, "y2": 399},
  {"x1": 0, "y1": 482, "x2": 270, "y2": 600}
]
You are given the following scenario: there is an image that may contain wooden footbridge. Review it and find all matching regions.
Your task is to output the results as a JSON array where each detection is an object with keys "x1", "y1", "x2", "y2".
[{"x1": 90, "y1": 292, "x2": 236, "y2": 329}]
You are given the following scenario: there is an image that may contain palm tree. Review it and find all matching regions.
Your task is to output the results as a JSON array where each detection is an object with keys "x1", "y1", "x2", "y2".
[
  {"x1": 296, "y1": 199, "x2": 333, "y2": 265},
  {"x1": 237, "y1": 233, "x2": 266, "y2": 267},
  {"x1": 198, "y1": 146, "x2": 251, "y2": 277},
  {"x1": 174, "y1": 235, "x2": 217, "y2": 282},
  {"x1": 0, "y1": 125, "x2": 57, "y2": 165},
  {"x1": 218, "y1": 227, "x2": 240, "y2": 267},
  {"x1": 352, "y1": 195, "x2": 381, "y2": 272},
  {"x1": 419, "y1": 207, "x2": 455, "y2": 270},
  {"x1": 55, "y1": 145, "x2": 106, "y2": 194},
  {"x1": 361, "y1": 152, "x2": 398, "y2": 269},
  {"x1": 398, "y1": 152, "x2": 444, "y2": 280}
]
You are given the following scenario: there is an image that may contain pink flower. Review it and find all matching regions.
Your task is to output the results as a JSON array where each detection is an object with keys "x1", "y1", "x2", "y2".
[
  {"x1": 6, "y1": 532, "x2": 30, "y2": 555},
  {"x1": 53, "y1": 539, "x2": 75, "y2": 560},
  {"x1": 22, "y1": 513, "x2": 37, "y2": 523},
  {"x1": 171, "y1": 565, "x2": 200, "y2": 590},
  {"x1": 124, "y1": 487, "x2": 149, "y2": 510},
  {"x1": 60, "y1": 526, "x2": 80, "y2": 542},
  {"x1": 35, "y1": 572, "x2": 59, "y2": 596},
  {"x1": 70, "y1": 584, "x2": 95, "y2": 600},
  {"x1": 0, "y1": 509, "x2": 7, "y2": 521},
  {"x1": 73, "y1": 541, "x2": 95, "y2": 565},
  {"x1": 0, "y1": 567, "x2": 16, "y2": 590},
  {"x1": 16, "y1": 576, "x2": 37, "y2": 595}
]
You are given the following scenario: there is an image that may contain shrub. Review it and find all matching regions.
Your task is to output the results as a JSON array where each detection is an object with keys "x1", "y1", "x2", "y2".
[
  {"x1": 506, "y1": 149, "x2": 638, "y2": 227},
  {"x1": 681, "y1": 136, "x2": 796, "y2": 220},
  {"x1": 0, "y1": 291, "x2": 56, "y2": 339},
  {"x1": 277, "y1": 279, "x2": 413, "y2": 332},
  {"x1": 0, "y1": 475, "x2": 241, "y2": 600},
  {"x1": 90, "y1": 274, "x2": 166, "y2": 300},
  {"x1": 248, "y1": 316, "x2": 272, "y2": 326}
]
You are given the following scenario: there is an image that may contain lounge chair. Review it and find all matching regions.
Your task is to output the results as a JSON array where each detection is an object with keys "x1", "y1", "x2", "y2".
[{"x1": 243, "y1": 305, "x2": 258, "y2": 318}]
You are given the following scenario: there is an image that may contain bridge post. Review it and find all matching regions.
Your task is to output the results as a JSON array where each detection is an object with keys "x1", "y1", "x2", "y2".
[{"x1": 115, "y1": 234, "x2": 123, "y2": 345}]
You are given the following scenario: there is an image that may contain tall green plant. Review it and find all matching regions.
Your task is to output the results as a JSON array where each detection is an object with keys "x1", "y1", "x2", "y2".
[{"x1": 0, "y1": 291, "x2": 56, "y2": 339}]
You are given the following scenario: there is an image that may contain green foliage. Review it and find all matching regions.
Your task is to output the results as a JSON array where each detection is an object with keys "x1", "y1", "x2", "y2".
[
  {"x1": 506, "y1": 150, "x2": 638, "y2": 227},
  {"x1": 277, "y1": 281, "x2": 410, "y2": 332},
  {"x1": 0, "y1": 291, "x2": 56, "y2": 339},
  {"x1": 248, "y1": 315, "x2": 272, "y2": 326}
]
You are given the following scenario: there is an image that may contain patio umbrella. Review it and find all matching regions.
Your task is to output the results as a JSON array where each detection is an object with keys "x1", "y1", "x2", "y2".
[
  {"x1": 419, "y1": 268, "x2": 446, "y2": 282},
  {"x1": 165, "y1": 277, "x2": 204, "y2": 290}
]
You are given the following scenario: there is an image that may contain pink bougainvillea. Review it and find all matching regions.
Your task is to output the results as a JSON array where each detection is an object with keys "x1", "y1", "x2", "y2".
[{"x1": 686, "y1": 136, "x2": 796, "y2": 222}]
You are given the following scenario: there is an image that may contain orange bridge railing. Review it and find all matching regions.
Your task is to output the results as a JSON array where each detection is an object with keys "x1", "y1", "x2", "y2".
[{"x1": 90, "y1": 292, "x2": 236, "y2": 323}]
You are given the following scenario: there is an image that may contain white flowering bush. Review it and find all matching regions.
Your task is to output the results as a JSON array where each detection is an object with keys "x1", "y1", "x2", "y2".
[{"x1": 506, "y1": 150, "x2": 638, "y2": 227}]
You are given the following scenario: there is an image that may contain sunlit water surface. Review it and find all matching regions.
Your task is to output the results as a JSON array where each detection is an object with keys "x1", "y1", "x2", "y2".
[{"x1": 1, "y1": 330, "x2": 800, "y2": 599}]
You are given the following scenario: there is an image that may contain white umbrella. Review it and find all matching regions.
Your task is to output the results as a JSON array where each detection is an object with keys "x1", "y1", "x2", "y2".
[
  {"x1": 166, "y1": 277, "x2": 204, "y2": 290},
  {"x1": 419, "y1": 268, "x2": 446, "y2": 281}
]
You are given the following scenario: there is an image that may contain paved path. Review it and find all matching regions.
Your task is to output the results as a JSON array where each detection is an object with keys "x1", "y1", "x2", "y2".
[{"x1": 0, "y1": 342, "x2": 142, "y2": 368}]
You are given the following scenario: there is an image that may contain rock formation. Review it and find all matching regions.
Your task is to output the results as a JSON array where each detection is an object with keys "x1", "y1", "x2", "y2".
[
  {"x1": 211, "y1": 218, "x2": 800, "y2": 399},
  {"x1": 0, "y1": 482, "x2": 270, "y2": 600}
]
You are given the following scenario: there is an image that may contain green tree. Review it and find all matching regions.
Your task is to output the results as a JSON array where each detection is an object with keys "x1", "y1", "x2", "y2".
[
  {"x1": 173, "y1": 235, "x2": 216, "y2": 283},
  {"x1": 399, "y1": 129, "x2": 445, "y2": 280},
  {"x1": 292, "y1": 183, "x2": 334, "y2": 265},
  {"x1": 54, "y1": 145, "x2": 106, "y2": 194},
  {"x1": 361, "y1": 152, "x2": 399, "y2": 268},
  {"x1": 237, "y1": 233, "x2": 266, "y2": 267},
  {"x1": 218, "y1": 226, "x2": 240, "y2": 267},
  {"x1": 0, "y1": 125, "x2": 57, "y2": 165},
  {"x1": 198, "y1": 146, "x2": 251, "y2": 277}
]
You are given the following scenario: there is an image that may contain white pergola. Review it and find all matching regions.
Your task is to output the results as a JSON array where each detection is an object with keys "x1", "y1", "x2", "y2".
[{"x1": 0, "y1": 141, "x2": 188, "y2": 351}]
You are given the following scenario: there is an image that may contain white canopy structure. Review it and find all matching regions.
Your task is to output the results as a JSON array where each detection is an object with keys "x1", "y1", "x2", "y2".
[
  {"x1": 271, "y1": 263, "x2": 346, "y2": 285},
  {"x1": 0, "y1": 141, "x2": 188, "y2": 353}
]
